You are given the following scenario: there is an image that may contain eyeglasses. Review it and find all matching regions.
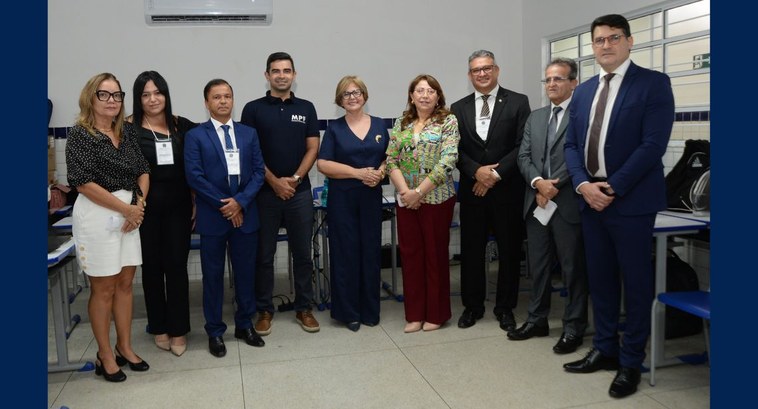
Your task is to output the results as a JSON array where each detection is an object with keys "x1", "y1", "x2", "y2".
[
  {"x1": 469, "y1": 65, "x2": 495, "y2": 75},
  {"x1": 95, "y1": 90, "x2": 126, "y2": 102},
  {"x1": 540, "y1": 77, "x2": 572, "y2": 84},
  {"x1": 592, "y1": 34, "x2": 626, "y2": 47},
  {"x1": 341, "y1": 90, "x2": 363, "y2": 99},
  {"x1": 413, "y1": 88, "x2": 437, "y2": 96}
]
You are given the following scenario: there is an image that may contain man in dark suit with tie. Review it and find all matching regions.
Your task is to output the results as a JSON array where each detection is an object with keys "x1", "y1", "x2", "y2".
[
  {"x1": 563, "y1": 14, "x2": 675, "y2": 398},
  {"x1": 184, "y1": 79, "x2": 266, "y2": 357},
  {"x1": 451, "y1": 50, "x2": 531, "y2": 331},
  {"x1": 513, "y1": 58, "x2": 588, "y2": 354}
]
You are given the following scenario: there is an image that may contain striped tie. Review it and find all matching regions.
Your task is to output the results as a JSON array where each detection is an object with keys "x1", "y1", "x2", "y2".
[{"x1": 480, "y1": 94, "x2": 491, "y2": 118}]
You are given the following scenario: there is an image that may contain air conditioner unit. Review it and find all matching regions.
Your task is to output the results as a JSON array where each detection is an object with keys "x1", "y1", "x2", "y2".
[{"x1": 145, "y1": 0, "x2": 272, "y2": 26}]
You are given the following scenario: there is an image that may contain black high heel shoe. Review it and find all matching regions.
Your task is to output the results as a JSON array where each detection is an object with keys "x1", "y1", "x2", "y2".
[
  {"x1": 95, "y1": 352, "x2": 126, "y2": 382},
  {"x1": 114, "y1": 346, "x2": 150, "y2": 372}
]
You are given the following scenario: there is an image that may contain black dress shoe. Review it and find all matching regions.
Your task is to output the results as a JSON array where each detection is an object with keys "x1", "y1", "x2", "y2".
[
  {"x1": 563, "y1": 347, "x2": 619, "y2": 373},
  {"x1": 208, "y1": 336, "x2": 227, "y2": 357},
  {"x1": 95, "y1": 352, "x2": 126, "y2": 382},
  {"x1": 495, "y1": 310, "x2": 516, "y2": 332},
  {"x1": 553, "y1": 333, "x2": 584, "y2": 354},
  {"x1": 507, "y1": 322, "x2": 549, "y2": 340},
  {"x1": 234, "y1": 328, "x2": 265, "y2": 347},
  {"x1": 457, "y1": 309, "x2": 484, "y2": 328},
  {"x1": 346, "y1": 322, "x2": 361, "y2": 332},
  {"x1": 114, "y1": 346, "x2": 149, "y2": 371},
  {"x1": 609, "y1": 366, "x2": 641, "y2": 398}
]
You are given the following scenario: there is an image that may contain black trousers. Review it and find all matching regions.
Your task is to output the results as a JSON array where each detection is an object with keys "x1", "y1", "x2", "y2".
[
  {"x1": 139, "y1": 184, "x2": 192, "y2": 337},
  {"x1": 459, "y1": 199, "x2": 524, "y2": 314}
]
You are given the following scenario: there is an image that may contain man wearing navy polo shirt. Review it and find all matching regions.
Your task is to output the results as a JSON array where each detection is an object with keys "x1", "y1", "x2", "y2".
[{"x1": 240, "y1": 52, "x2": 321, "y2": 335}]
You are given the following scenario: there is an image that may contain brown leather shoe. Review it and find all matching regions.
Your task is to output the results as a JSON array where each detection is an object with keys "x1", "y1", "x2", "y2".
[
  {"x1": 295, "y1": 310, "x2": 320, "y2": 333},
  {"x1": 255, "y1": 311, "x2": 273, "y2": 336}
]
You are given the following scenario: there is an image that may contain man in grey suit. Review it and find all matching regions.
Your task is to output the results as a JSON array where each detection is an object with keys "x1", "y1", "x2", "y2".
[{"x1": 512, "y1": 58, "x2": 588, "y2": 354}]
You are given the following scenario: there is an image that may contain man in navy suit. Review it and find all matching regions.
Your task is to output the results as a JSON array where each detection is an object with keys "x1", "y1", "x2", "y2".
[
  {"x1": 563, "y1": 15, "x2": 674, "y2": 398},
  {"x1": 184, "y1": 79, "x2": 266, "y2": 357}
]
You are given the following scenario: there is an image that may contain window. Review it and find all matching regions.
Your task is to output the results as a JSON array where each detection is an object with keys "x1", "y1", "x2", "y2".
[{"x1": 546, "y1": 0, "x2": 710, "y2": 112}]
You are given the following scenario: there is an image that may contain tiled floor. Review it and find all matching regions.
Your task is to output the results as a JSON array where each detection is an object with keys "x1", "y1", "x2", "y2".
[{"x1": 48, "y1": 263, "x2": 710, "y2": 409}]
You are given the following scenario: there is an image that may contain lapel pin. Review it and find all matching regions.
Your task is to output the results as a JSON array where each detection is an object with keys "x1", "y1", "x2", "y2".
[{"x1": 375, "y1": 134, "x2": 382, "y2": 143}]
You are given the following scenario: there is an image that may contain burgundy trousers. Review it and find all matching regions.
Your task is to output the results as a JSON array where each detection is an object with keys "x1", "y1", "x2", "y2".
[{"x1": 396, "y1": 196, "x2": 456, "y2": 325}]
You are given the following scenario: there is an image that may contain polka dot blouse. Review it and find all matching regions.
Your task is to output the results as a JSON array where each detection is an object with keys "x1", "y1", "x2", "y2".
[{"x1": 65, "y1": 122, "x2": 150, "y2": 201}]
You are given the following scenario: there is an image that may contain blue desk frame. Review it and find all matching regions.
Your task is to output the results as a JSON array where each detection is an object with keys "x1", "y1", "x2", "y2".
[
  {"x1": 48, "y1": 236, "x2": 94, "y2": 373},
  {"x1": 650, "y1": 212, "x2": 710, "y2": 369}
]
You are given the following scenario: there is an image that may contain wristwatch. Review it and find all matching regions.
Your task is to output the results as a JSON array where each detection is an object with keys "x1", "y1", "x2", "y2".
[
  {"x1": 293, "y1": 174, "x2": 302, "y2": 184},
  {"x1": 414, "y1": 187, "x2": 423, "y2": 196}
]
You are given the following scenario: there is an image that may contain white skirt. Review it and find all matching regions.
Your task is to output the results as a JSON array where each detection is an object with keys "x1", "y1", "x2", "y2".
[{"x1": 72, "y1": 189, "x2": 142, "y2": 277}]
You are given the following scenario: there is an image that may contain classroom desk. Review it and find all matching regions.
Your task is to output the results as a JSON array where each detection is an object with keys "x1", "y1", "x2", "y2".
[
  {"x1": 51, "y1": 216, "x2": 73, "y2": 232},
  {"x1": 650, "y1": 212, "x2": 710, "y2": 369},
  {"x1": 48, "y1": 235, "x2": 93, "y2": 373}
]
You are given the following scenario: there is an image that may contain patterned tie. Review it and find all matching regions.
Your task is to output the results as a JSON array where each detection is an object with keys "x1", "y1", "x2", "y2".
[
  {"x1": 480, "y1": 94, "x2": 491, "y2": 118},
  {"x1": 544, "y1": 106, "x2": 563, "y2": 178},
  {"x1": 586, "y1": 73, "x2": 615, "y2": 176},
  {"x1": 221, "y1": 125, "x2": 239, "y2": 194}
]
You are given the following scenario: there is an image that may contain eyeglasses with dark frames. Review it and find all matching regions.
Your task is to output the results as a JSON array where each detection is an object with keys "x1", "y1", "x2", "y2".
[
  {"x1": 592, "y1": 34, "x2": 626, "y2": 47},
  {"x1": 95, "y1": 90, "x2": 126, "y2": 102},
  {"x1": 469, "y1": 65, "x2": 495, "y2": 75},
  {"x1": 341, "y1": 90, "x2": 363, "y2": 99}
]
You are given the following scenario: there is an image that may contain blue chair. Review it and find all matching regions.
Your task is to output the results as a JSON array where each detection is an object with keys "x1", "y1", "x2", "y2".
[{"x1": 649, "y1": 290, "x2": 710, "y2": 386}]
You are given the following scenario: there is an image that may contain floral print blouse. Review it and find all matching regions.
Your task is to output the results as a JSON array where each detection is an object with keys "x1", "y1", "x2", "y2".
[{"x1": 385, "y1": 113, "x2": 459, "y2": 204}]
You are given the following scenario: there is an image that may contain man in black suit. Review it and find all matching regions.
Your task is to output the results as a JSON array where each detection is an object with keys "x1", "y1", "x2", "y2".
[
  {"x1": 513, "y1": 58, "x2": 588, "y2": 353},
  {"x1": 451, "y1": 50, "x2": 531, "y2": 331}
]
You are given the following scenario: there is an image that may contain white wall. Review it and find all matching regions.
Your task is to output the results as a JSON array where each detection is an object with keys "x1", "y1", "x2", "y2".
[{"x1": 49, "y1": 0, "x2": 527, "y2": 126}]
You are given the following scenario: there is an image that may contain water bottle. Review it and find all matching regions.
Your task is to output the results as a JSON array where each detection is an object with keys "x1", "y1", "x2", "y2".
[{"x1": 321, "y1": 178, "x2": 329, "y2": 207}]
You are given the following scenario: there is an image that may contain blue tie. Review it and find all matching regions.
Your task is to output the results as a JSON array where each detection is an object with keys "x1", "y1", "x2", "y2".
[{"x1": 221, "y1": 125, "x2": 239, "y2": 194}]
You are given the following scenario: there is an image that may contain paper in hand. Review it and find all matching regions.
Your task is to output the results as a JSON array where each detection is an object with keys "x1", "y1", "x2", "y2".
[{"x1": 533, "y1": 200, "x2": 557, "y2": 226}]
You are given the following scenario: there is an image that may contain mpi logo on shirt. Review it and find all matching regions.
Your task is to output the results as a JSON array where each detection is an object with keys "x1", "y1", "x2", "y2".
[{"x1": 291, "y1": 114, "x2": 306, "y2": 124}]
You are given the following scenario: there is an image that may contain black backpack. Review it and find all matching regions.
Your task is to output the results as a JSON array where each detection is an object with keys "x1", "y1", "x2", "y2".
[
  {"x1": 665, "y1": 139, "x2": 710, "y2": 210},
  {"x1": 661, "y1": 249, "x2": 704, "y2": 339}
]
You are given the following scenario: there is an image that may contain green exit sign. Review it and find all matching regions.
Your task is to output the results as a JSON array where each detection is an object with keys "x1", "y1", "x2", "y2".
[{"x1": 693, "y1": 53, "x2": 710, "y2": 69}]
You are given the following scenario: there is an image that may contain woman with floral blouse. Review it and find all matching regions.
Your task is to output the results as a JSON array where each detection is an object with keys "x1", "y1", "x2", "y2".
[{"x1": 386, "y1": 74, "x2": 460, "y2": 333}]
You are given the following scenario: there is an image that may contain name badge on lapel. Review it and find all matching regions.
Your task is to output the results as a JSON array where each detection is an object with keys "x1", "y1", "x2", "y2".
[
  {"x1": 155, "y1": 140, "x2": 174, "y2": 165},
  {"x1": 225, "y1": 150, "x2": 240, "y2": 175}
]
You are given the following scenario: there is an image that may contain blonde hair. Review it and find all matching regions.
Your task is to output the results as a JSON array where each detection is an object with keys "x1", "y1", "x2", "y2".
[
  {"x1": 76, "y1": 72, "x2": 125, "y2": 140},
  {"x1": 334, "y1": 75, "x2": 369, "y2": 107}
]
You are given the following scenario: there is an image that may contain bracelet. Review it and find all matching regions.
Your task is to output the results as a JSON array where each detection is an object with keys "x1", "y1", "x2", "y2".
[
  {"x1": 414, "y1": 187, "x2": 423, "y2": 196},
  {"x1": 138, "y1": 197, "x2": 147, "y2": 207}
]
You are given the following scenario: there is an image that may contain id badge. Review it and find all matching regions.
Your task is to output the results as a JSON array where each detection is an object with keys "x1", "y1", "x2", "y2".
[
  {"x1": 155, "y1": 140, "x2": 174, "y2": 165},
  {"x1": 226, "y1": 150, "x2": 241, "y2": 175}
]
